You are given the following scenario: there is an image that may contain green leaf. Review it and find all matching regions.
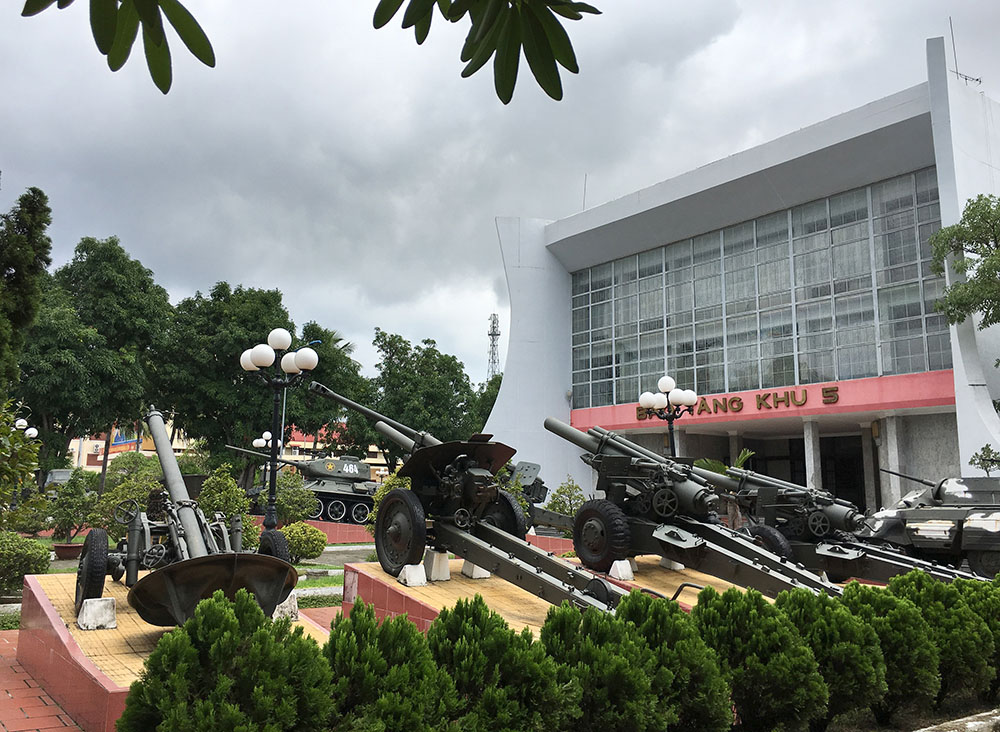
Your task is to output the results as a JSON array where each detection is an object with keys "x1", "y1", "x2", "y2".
[
  {"x1": 142, "y1": 23, "x2": 171, "y2": 93},
  {"x1": 532, "y1": 4, "x2": 577, "y2": 73},
  {"x1": 21, "y1": 0, "x2": 59, "y2": 16},
  {"x1": 473, "y1": 0, "x2": 503, "y2": 43},
  {"x1": 493, "y1": 6, "x2": 520, "y2": 104},
  {"x1": 159, "y1": 0, "x2": 215, "y2": 67},
  {"x1": 548, "y1": 4, "x2": 581, "y2": 21},
  {"x1": 460, "y1": 11, "x2": 503, "y2": 78},
  {"x1": 373, "y1": 0, "x2": 405, "y2": 28},
  {"x1": 89, "y1": 0, "x2": 118, "y2": 55},
  {"x1": 133, "y1": 0, "x2": 165, "y2": 47},
  {"x1": 414, "y1": 9, "x2": 431, "y2": 44},
  {"x1": 56, "y1": 0, "x2": 74, "y2": 7},
  {"x1": 520, "y1": 4, "x2": 561, "y2": 99},
  {"x1": 435, "y1": 0, "x2": 451, "y2": 15},
  {"x1": 402, "y1": 0, "x2": 436, "y2": 29},
  {"x1": 566, "y1": 1, "x2": 600, "y2": 14},
  {"x1": 107, "y1": 0, "x2": 140, "y2": 71},
  {"x1": 447, "y1": 0, "x2": 474, "y2": 21}
]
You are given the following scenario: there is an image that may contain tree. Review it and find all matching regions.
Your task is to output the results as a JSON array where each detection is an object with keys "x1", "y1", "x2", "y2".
[
  {"x1": 360, "y1": 329, "x2": 479, "y2": 471},
  {"x1": 469, "y1": 372, "x2": 503, "y2": 433},
  {"x1": 20, "y1": 0, "x2": 600, "y2": 103},
  {"x1": 930, "y1": 194, "x2": 1000, "y2": 329},
  {"x1": 0, "y1": 187, "x2": 52, "y2": 393},
  {"x1": 48, "y1": 468, "x2": 99, "y2": 542},
  {"x1": 0, "y1": 400, "x2": 40, "y2": 513}
]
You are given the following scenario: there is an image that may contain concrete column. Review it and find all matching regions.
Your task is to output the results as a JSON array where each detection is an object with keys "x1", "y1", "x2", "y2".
[
  {"x1": 803, "y1": 420, "x2": 822, "y2": 491},
  {"x1": 882, "y1": 416, "x2": 903, "y2": 505},
  {"x1": 860, "y1": 423, "x2": 879, "y2": 511},
  {"x1": 728, "y1": 431, "x2": 741, "y2": 466}
]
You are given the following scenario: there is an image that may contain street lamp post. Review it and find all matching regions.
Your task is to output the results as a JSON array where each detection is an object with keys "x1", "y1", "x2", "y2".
[
  {"x1": 638, "y1": 375, "x2": 698, "y2": 458},
  {"x1": 240, "y1": 328, "x2": 318, "y2": 532}
]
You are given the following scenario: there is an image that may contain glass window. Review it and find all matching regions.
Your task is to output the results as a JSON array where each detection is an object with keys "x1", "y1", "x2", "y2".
[
  {"x1": 796, "y1": 300, "x2": 832, "y2": 334},
  {"x1": 591, "y1": 263, "x2": 612, "y2": 290},
  {"x1": 696, "y1": 363, "x2": 726, "y2": 395},
  {"x1": 878, "y1": 283, "x2": 922, "y2": 321},
  {"x1": 837, "y1": 343, "x2": 877, "y2": 380},
  {"x1": 694, "y1": 273, "x2": 722, "y2": 308},
  {"x1": 760, "y1": 307, "x2": 793, "y2": 339},
  {"x1": 756, "y1": 211, "x2": 789, "y2": 246},
  {"x1": 572, "y1": 308, "x2": 589, "y2": 334},
  {"x1": 762, "y1": 355, "x2": 795, "y2": 388},
  {"x1": 638, "y1": 290, "x2": 663, "y2": 321},
  {"x1": 592, "y1": 381, "x2": 613, "y2": 407},
  {"x1": 728, "y1": 360, "x2": 760, "y2": 392},
  {"x1": 875, "y1": 228, "x2": 918, "y2": 269},
  {"x1": 665, "y1": 240, "x2": 693, "y2": 270},
  {"x1": 918, "y1": 221, "x2": 941, "y2": 260},
  {"x1": 927, "y1": 333, "x2": 952, "y2": 370},
  {"x1": 883, "y1": 337, "x2": 925, "y2": 375},
  {"x1": 871, "y1": 174, "x2": 915, "y2": 217},
  {"x1": 724, "y1": 222, "x2": 754, "y2": 255},
  {"x1": 792, "y1": 199, "x2": 828, "y2": 237},
  {"x1": 615, "y1": 295, "x2": 638, "y2": 324},
  {"x1": 726, "y1": 313, "x2": 758, "y2": 345},
  {"x1": 572, "y1": 384, "x2": 590, "y2": 409},
  {"x1": 915, "y1": 167, "x2": 939, "y2": 205},
  {"x1": 616, "y1": 378, "x2": 639, "y2": 403},
  {"x1": 640, "y1": 331, "x2": 664, "y2": 361},
  {"x1": 829, "y1": 188, "x2": 868, "y2": 227},
  {"x1": 794, "y1": 249, "x2": 831, "y2": 287},
  {"x1": 695, "y1": 320, "x2": 723, "y2": 351},
  {"x1": 835, "y1": 292, "x2": 874, "y2": 329},
  {"x1": 757, "y1": 261, "x2": 790, "y2": 295},
  {"x1": 614, "y1": 256, "x2": 637, "y2": 286},
  {"x1": 692, "y1": 232, "x2": 721, "y2": 264},
  {"x1": 832, "y1": 239, "x2": 870, "y2": 279},
  {"x1": 572, "y1": 346, "x2": 590, "y2": 371},
  {"x1": 665, "y1": 326, "x2": 694, "y2": 355},
  {"x1": 799, "y1": 351, "x2": 834, "y2": 384},
  {"x1": 572, "y1": 270, "x2": 589, "y2": 296},
  {"x1": 638, "y1": 248, "x2": 664, "y2": 278},
  {"x1": 591, "y1": 301, "x2": 612, "y2": 329}
]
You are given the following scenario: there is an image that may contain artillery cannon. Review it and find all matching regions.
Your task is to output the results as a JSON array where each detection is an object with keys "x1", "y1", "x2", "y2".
[
  {"x1": 227, "y1": 445, "x2": 377, "y2": 524},
  {"x1": 73, "y1": 408, "x2": 298, "y2": 626},
  {"x1": 308, "y1": 382, "x2": 625, "y2": 612},
  {"x1": 862, "y1": 468, "x2": 1000, "y2": 577}
]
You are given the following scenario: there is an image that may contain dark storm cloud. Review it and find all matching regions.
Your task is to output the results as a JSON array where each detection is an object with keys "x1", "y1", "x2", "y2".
[{"x1": 2, "y1": 1, "x2": 999, "y2": 381}]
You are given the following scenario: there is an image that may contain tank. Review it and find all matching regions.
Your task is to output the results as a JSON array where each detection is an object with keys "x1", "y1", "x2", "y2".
[
  {"x1": 297, "y1": 454, "x2": 379, "y2": 524},
  {"x1": 861, "y1": 469, "x2": 1000, "y2": 576}
]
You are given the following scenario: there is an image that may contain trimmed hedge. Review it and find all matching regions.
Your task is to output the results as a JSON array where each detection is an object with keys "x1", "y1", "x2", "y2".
[
  {"x1": 279, "y1": 522, "x2": 326, "y2": 564},
  {"x1": 0, "y1": 531, "x2": 49, "y2": 595}
]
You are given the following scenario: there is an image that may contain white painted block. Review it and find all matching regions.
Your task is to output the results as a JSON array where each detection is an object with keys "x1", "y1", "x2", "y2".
[
  {"x1": 461, "y1": 560, "x2": 490, "y2": 579},
  {"x1": 659, "y1": 557, "x2": 686, "y2": 570},
  {"x1": 628, "y1": 558, "x2": 638, "y2": 572},
  {"x1": 77, "y1": 597, "x2": 116, "y2": 630},
  {"x1": 424, "y1": 549, "x2": 451, "y2": 581},
  {"x1": 397, "y1": 564, "x2": 428, "y2": 587},
  {"x1": 273, "y1": 590, "x2": 298, "y2": 621},
  {"x1": 610, "y1": 559, "x2": 634, "y2": 581}
]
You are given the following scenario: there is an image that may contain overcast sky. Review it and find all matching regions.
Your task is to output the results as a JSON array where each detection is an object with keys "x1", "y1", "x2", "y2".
[{"x1": 2, "y1": 1, "x2": 999, "y2": 384}]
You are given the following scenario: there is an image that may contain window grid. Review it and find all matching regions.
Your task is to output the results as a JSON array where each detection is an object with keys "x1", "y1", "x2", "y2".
[{"x1": 569, "y1": 167, "x2": 948, "y2": 407}]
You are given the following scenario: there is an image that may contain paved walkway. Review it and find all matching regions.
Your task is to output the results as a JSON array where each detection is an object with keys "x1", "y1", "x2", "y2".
[{"x1": 0, "y1": 632, "x2": 80, "y2": 732}]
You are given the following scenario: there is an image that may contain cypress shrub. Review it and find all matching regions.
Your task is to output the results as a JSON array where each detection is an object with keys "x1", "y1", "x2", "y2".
[
  {"x1": 540, "y1": 601, "x2": 675, "y2": 732},
  {"x1": 775, "y1": 588, "x2": 887, "y2": 731},
  {"x1": 953, "y1": 578, "x2": 1000, "y2": 700},
  {"x1": 887, "y1": 570, "x2": 994, "y2": 703},
  {"x1": 324, "y1": 601, "x2": 456, "y2": 731},
  {"x1": 118, "y1": 589, "x2": 333, "y2": 731},
  {"x1": 614, "y1": 590, "x2": 731, "y2": 732},
  {"x1": 0, "y1": 531, "x2": 49, "y2": 595},
  {"x1": 691, "y1": 586, "x2": 828, "y2": 732},
  {"x1": 280, "y1": 522, "x2": 327, "y2": 564},
  {"x1": 840, "y1": 581, "x2": 939, "y2": 724},
  {"x1": 427, "y1": 595, "x2": 578, "y2": 731}
]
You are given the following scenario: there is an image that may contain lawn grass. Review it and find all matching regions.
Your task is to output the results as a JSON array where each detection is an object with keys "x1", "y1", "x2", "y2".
[
  {"x1": 0, "y1": 612, "x2": 20, "y2": 630},
  {"x1": 297, "y1": 595, "x2": 341, "y2": 609},
  {"x1": 297, "y1": 575, "x2": 344, "y2": 589}
]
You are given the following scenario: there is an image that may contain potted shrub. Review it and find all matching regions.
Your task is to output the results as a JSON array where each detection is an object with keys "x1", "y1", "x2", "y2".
[{"x1": 49, "y1": 469, "x2": 98, "y2": 559}]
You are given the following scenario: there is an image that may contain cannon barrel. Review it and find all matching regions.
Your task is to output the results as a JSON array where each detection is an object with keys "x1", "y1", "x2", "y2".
[
  {"x1": 308, "y1": 381, "x2": 442, "y2": 448},
  {"x1": 375, "y1": 421, "x2": 416, "y2": 454},
  {"x1": 145, "y1": 408, "x2": 208, "y2": 558},
  {"x1": 226, "y1": 444, "x2": 302, "y2": 469},
  {"x1": 879, "y1": 467, "x2": 937, "y2": 488},
  {"x1": 543, "y1": 417, "x2": 611, "y2": 455}
]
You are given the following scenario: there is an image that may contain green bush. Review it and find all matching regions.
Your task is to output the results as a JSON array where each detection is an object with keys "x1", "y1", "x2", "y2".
[
  {"x1": 0, "y1": 531, "x2": 50, "y2": 595},
  {"x1": 325, "y1": 601, "x2": 456, "y2": 731},
  {"x1": 544, "y1": 476, "x2": 586, "y2": 537},
  {"x1": 48, "y1": 468, "x2": 99, "y2": 542},
  {"x1": 196, "y1": 464, "x2": 258, "y2": 551},
  {"x1": 775, "y1": 588, "x2": 887, "y2": 731},
  {"x1": 91, "y1": 470, "x2": 163, "y2": 541},
  {"x1": 104, "y1": 452, "x2": 162, "y2": 490},
  {"x1": 692, "y1": 586, "x2": 828, "y2": 732},
  {"x1": 541, "y1": 601, "x2": 673, "y2": 732},
  {"x1": 614, "y1": 590, "x2": 731, "y2": 732},
  {"x1": 840, "y1": 581, "x2": 940, "y2": 724},
  {"x1": 887, "y1": 569, "x2": 995, "y2": 703},
  {"x1": 5, "y1": 491, "x2": 50, "y2": 536},
  {"x1": 275, "y1": 471, "x2": 317, "y2": 526},
  {"x1": 118, "y1": 589, "x2": 333, "y2": 732},
  {"x1": 366, "y1": 470, "x2": 410, "y2": 536},
  {"x1": 428, "y1": 595, "x2": 578, "y2": 731},
  {"x1": 280, "y1": 522, "x2": 327, "y2": 564},
  {"x1": 953, "y1": 577, "x2": 1000, "y2": 699},
  {"x1": 0, "y1": 611, "x2": 19, "y2": 630}
]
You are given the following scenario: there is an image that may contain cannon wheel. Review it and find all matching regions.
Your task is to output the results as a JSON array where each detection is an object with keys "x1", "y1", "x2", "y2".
[
  {"x1": 480, "y1": 490, "x2": 527, "y2": 540},
  {"x1": 375, "y1": 489, "x2": 426, "y2": 577},
  {"x1": 258, "y1": 529, "x2": 291, "y2": 563},
  {"x1": 746, "y1": 524, "x2": 793, "y2": 560},
  {"x1": 968, "y1": 550, "x2": 1000, "y2": 579},
  {"x1": 327, "y1": 499, "x2": 347, "y2": 522},
  {"x1": 351, "y1": 502, "x2": 371, "y2": 524},
  {"x1": 573, "y1": 499, "x2": 630, "y2": 573},
  {"x1": 75, "y1": 528, "x2": 109, "y2": 616}
]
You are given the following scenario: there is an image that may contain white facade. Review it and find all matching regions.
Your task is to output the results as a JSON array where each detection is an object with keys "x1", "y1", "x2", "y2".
[{"x1": 487, "y1": 38, "x2": 1000, "y2": 501}]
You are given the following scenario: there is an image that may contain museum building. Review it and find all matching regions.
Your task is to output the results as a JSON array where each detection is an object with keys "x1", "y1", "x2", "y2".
[{"x1": 486, "y1": 37, "x2": 1000, "y2": 512}]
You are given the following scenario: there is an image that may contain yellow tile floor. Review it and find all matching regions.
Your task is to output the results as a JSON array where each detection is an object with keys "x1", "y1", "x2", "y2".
[{"x1": 35, "y1": 574, "x2": 328, "y2": 688}]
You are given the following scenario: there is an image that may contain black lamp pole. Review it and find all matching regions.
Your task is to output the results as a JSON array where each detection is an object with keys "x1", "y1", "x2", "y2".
[
  {"x1": 641, "y1": 402, "x2": 694, "y2": 458},
  {"x1": 639, "y1": 377, "x2": 697, "y2": 459}
]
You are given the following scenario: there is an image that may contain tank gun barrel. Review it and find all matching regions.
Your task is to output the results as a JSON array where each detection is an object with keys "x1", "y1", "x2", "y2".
[
  {"x1": 225, "y1": 444, "x2": 301, "y2": 469},
  {"x1": 308, "y1": 381, "x2": 442, "y2": 448},
  {"x1": 879, "y1": 467, "x2": 936, "y2": 488},
  {"x1": 145, "y1": 407, "x2": 209, "y2": 558}
]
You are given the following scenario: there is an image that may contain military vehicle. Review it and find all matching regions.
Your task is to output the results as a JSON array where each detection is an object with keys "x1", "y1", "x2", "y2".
[
  {"x1": 862, "y1": 468, "x2": 1000, "y2": 577},
  {"x1": 227, "y1": 446, "x2": 378, "y2": 524}
]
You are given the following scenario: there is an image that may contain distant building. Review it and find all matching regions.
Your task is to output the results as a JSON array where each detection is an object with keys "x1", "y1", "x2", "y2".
[{"x1": 487, "y1": 37, "x2": 1000, "y2": 511}]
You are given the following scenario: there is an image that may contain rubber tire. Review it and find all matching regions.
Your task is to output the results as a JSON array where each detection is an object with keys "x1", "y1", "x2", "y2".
[
  {"x1": 968, "y1": 550, "x2": 1000, "y2": 579},
  {"x1": 327, "y1": 499, "x2": 347, "y2": 522},
  {"x1": 480, "y1": 490, "x2": 528, "y2": 540},
  {"x1": 307, "y1": 496, "x2": 324, "y2": 520},
  {"x1": 375, "y1": 489, "x2": 427, "y2": 577},
  {"x1": 75, "y1": 528, "x2": 109, "y2": 616},
  {"x1": 573, "y1": 499, "x2": 631, "y2": 573},
  {"x1": 351, "y1": 502, "x2": 371, "y2": 524},
  {"x1": 747, "y1": 524, "x2": 794, "y2": 560},
  {"x1": 258, "y1": 529, "x2": 291, "y2": 563}
]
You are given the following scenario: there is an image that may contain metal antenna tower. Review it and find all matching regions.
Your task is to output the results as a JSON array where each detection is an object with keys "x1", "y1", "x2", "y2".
[{"x1": 487, "y1": 314, "x2": 501, "y2": 379}]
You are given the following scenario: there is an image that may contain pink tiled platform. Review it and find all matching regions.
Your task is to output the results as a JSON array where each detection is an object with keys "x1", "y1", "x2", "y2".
[{"x1": 0, "y1": 631, "x2": 81, "y2": 732}]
